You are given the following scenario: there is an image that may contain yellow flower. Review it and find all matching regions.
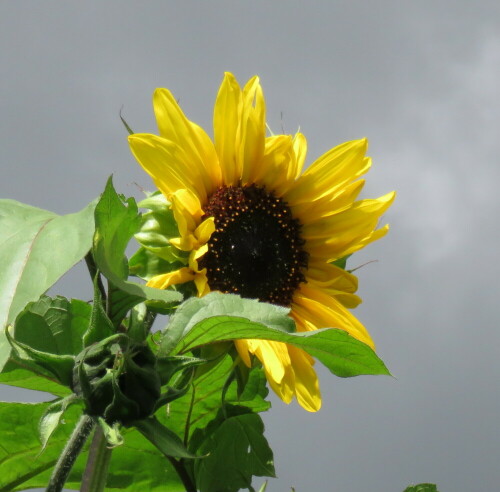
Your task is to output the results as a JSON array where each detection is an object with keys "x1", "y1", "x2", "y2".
[{"x1": 129, "y1": 73, "x2": 395, "y2": 412}]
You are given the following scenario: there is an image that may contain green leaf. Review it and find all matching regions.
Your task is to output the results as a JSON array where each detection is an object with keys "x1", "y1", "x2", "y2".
[
  {"x1": 403, "y1": 485, "x2": 439, "y2": 492},
  {"x1": 134, "y1": 417, "x2": 197, "y2": 459},
  {"x1": 0, "y1": 402, "x2": 185, "y2": 492},
  {"x1": 39, "y1": 394, "x2": 81, "y2": 451},
  {"x1": 170, "y1": 294, "x2": 390, "y2": 378},
  {"x1": 194, "y1": 412, "x2": 275, "y2": 492},
  {"x1": 0, "y1": 401, "x2": 84, "y2": 492},
  {"x1": 93, "y1": 177, "x2": 182, "y2": 326},
  {"x1": 163, "y1": 354, "x2": 270, "y2": 454},
  {"x1": 14, "y1": 295, "x2": 91, "y2": 356},
  {"x1": 159, "y1": 292, "x2": 294, "y2": 356},
  {"x1": 0, "y1": 364, "x2": 70, "y2": 396},
  {"x1": 6, "y1": 327, "x2": 76, "y2": 387},
  {"x1": 0, "y1": 199, "x2": 96, "y2": 371}
]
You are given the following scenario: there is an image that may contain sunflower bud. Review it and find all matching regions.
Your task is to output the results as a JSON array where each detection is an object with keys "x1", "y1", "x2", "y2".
[{"x1": 73, "y1": 334, "x2": 161, "y2": 425}]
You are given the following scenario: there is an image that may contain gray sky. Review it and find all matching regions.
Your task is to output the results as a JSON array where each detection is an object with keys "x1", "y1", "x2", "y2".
[{"x1": 1, "y1": 1, "x2": 499, "y2": 491}]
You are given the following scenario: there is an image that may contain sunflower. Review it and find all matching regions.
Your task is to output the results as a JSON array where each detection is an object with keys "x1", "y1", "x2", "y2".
[{"x1": 128, "y1": 73, "x2": 395, "y2": 412}]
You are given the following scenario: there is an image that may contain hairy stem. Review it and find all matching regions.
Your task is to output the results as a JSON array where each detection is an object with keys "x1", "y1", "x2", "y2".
[
  {"x1": 81, "y1": 425, "x2": 113, "y2": 492},
  {"x1": 46, "y1": 414, "x2": 95, "y2": 492}
]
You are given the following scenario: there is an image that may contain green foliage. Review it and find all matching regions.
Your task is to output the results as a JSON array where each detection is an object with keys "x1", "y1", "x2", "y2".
[
  {"x1": 0, "y1": 401, "x2": 84, "y2": 492},
  {"x1": 166, "y1": 292, "x2": 390, "y2": 378},
  {"x1": 93, "y1": 177, "x2": 182, "y2": 325},
  {"x1": 134, "y1": 417, "x2": 197, "y2": 459},
  {"x1": 5, "y1": 295, "x2": 90, "y2": 389},
  {"x1": 194, "y1": 411, "x2": 275, "y2": 492},
  {"x1": 134, "y1": 193, "x2": 183, "y2": 263},
  {"x1": 160, "y1": 292, "x2": 295, "y2": 356},
  {"x1": 0, "y1": 199, "x2": 96, "y2": 371},
  {"x1": 403, "y1": 485, "x2": 438, "y2": 492}
]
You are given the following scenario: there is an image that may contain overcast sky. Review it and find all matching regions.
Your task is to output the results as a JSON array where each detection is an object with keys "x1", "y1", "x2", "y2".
[{"x1": 1, "y1": 2, "x2": 499, "y2": 491}]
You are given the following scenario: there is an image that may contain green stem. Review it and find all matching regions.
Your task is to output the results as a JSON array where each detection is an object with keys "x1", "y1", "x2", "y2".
[
  {"x1": 46, "y1": 414, "x2": 95, "y2": 492},
  {"x1": 81, "y1": 425, "x2": 113, "y2": 492},
  {"x1": 167, "y1": 457, "x2": 197, "y2": 492}
]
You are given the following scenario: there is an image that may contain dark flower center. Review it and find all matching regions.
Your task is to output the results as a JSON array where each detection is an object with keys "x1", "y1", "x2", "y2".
[{"x1": 199, "y1": 184, "x2": 308, "y2": 306}]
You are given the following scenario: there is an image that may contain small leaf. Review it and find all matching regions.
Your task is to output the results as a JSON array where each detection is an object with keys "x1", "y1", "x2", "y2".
[
  {"x1": 194, "y1": 412, "x2": 275, "y2": 492},
  {"x1": 93, "y1": 177, "x2": 182, "y2": 326},
  {"x1": 403, "y1": 485, "x2": 439, "y2": 492},
  {"x1": 0, "y1": 199, "x2": 96, "y2": 371},
  {"x1": 159, "y1": 292, "x2": 294, "y2": 356},
  {"x1": 134, "y1": 417, "x2": 197, "y2": 459},
  {"x1": 39, "y1": 394, "x2": 81, "y2": 450}
]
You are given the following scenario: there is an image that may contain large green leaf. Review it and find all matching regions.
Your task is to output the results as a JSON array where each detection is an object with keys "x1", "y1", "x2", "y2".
[
  {"x1": 194, "y1": 412, "x2": 275, "y2": 492},
  {"x1": 0, "y1": 199, "x2": 96, "y2": 371},
  {"x1": 159, "y1": 292, "x2": 294, "y2": 356},
  {"x1": 93, "y1": 177, "x2": 182, "y2": 326},
  {"x1": 168, "y1": 294, "x2": 389, "y2": 378},
  {"x1": 0, "y1": 401, "x2": 84, "y2": 492},
  {"x1": 0, "y1": 401, "x2": 184, "y2": 492}
]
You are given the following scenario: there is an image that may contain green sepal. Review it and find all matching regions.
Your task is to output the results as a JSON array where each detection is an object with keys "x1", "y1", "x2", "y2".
[
  {"x1": 129, "y1": 246, "x2": 185, "y2": 281},
  {"x1": 98, "y1": 417, "x2": 124, "y2": 447},
  {"x1": 134, "y1": 194, "x2": 183, "y2": 263},
  {"x1": 126, "y1": 302, "x2": 148, "y2": 343},
  {"x1": 134, "y1": 417, "x2": 198, "y2": 459},
  {"x1": 73, "y1": 334, "x2": 161, "y2": 425},
  {"x1": 83, "y1": 274, "x2": 115, "y2": 348},
  {"x1": 331, "y1": 254, "x2": 351, "y2": 270},
  {"x1": 38, "y1": 394, "x2": 82, "y2": 451}
]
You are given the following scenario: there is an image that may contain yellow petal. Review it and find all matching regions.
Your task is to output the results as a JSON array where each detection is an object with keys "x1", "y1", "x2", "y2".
[
  {"x1": 285, "y1": 138, "x2": 371, "y2": 205},
  {"x1": 128, "y1": 133, "x2": 209, "y2": 203},
  {"x1": 213, "y1": 72, "x2": 242, "y2": 186},
  {"x1": 292, "y1": 284, "x2": 375, "y2": 349},
  {"x1": 303, "y1": 192, "x2": 395, "y2": 260},
  {"x1": 153, "y1": 88, "x2": 221, "y2": 193},
  {"x1": 146, "y1": 267, "x2": 195, "y2": 289},
  {"x1": 289, "y1": 179, "x2": 365, "y2": 223},
  {"x1": 288, "y1": 346, "x2": 322, "y2": 412},
  {"x1": 239, "y1": 77, "x2": 266, "y2": 185},
  {"x1": 169, "y1": 189, "x2": 204, "y2": 251}
]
